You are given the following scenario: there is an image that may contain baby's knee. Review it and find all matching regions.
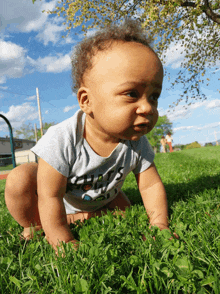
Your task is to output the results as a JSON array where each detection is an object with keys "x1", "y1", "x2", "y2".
[{"x1": 5, "y1": 163, "x2": 38, "y2": 197}]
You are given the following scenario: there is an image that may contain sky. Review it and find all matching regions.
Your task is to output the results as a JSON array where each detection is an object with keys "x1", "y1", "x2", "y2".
[{"x1": 0, "y1": 0, "x2": 220, "y2": 146}]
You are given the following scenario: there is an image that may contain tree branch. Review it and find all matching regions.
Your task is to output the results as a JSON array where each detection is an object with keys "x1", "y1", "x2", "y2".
[
  {"x1": 158, "y1": 0, "x2": 220, "y2": 24},
  {"x1": 180, "y1": 0, "x2": 220, "y2": 24},
  {"x1": 202, "y1": 0, "x2": 220, "y2": 24},
  {"x1": 180, "y1": 1, "x2": 196, "y2": 8}
]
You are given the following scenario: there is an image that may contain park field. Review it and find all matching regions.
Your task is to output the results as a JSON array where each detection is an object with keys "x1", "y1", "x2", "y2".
[{"x1": 0, "y1": 146, "x2": 220, "y2": 293}]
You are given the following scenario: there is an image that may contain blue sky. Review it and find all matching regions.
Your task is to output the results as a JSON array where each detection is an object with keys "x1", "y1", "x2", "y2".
[{"x1": 0, "y1": 0, "x2": 220, "y2": 146}]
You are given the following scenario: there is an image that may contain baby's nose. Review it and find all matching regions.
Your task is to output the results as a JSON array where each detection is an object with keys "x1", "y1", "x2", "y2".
[{"x1": 136, "y1": 99, "x2": 154, "y2": 115}]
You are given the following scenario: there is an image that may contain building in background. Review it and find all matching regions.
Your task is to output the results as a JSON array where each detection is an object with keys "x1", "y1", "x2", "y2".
[{"x1": 0, "y1": 137, "x2": 36, "y2": 166}]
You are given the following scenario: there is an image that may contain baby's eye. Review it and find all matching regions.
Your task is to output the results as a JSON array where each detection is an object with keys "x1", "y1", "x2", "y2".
[
  {"x1": 126, "y1": 91, "x2": 138, "y2": 98},
  {"x1": 150, "y1": 93, "x2": 160, "y2": 102}
]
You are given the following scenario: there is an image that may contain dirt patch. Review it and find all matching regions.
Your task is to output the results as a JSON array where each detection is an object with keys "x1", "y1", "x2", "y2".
[{"x1": 0, "y1": 173, "x2": 9, "y2": 180}]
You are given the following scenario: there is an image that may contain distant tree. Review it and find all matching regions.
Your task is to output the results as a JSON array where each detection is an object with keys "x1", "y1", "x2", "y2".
[
  {"x1": 15, "y1": 122, "x2": 56, "y2": 141},
  {"x1": 33, "y1": 0, "x2": 220, "y2": 105},
  {"x1": 174, "y1": 144, "x2": 185, "y2": 150},
  {"x1": 205, "y1": 142, "x2": 213, "y2": 146},
  {"x1": 185, "y1": 141, "x2": 202, "y2": 149},
  {"x1": 146, "y1": 115, "x2": 172, "y2": 152}
]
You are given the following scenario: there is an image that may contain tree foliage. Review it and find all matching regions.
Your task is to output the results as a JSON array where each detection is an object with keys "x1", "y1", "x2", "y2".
[
  {"x1": 204, "y1": 142, "x2": 213, "y2": 146},
  {"x1": 33, "y1": 0, "x2": 220, "y2": 105},
  {"x1": 173, "y1": 143, "x2": 185, "y2": 150},
  {"x1": 15, "y1": 122, "x2": 56, "y2": 141},
  {"x1": 146, "y1": 115, "x2": 172, "y2": 151},
  {"x1": 185, "y1": 141, "x2": 202, "y2": 149}
]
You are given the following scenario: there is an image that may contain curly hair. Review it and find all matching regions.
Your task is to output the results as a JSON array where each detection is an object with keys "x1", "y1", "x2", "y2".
[{"x1": 71, "y1": 18, "x2": 153, "y2": 93}]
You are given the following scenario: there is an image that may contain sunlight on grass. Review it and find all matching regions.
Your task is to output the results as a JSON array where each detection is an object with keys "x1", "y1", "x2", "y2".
[{"x1": 0, "y1": 146, "x2": 220, "y2": 293}]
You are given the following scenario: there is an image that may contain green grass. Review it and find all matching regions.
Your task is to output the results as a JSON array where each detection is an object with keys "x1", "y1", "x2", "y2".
[
  {"x1": 0, "y1": 164, "x2": 14, "y2": 171},
  {"x1": 0, "y1": 146, "x2": 220, "y2": 293}
]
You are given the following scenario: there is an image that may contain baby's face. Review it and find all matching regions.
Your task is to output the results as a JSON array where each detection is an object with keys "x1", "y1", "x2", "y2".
[{"x1": 82, "y1": 41, "x2": 163, "y2": 142}]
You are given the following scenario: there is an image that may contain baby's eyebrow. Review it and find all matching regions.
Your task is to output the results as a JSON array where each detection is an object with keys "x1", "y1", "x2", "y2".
[{"x1": 118, "y1": 81, "x2": 162, "y2": 90}]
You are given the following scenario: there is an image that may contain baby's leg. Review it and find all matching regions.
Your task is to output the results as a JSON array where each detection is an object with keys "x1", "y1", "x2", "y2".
[
  {"x1": 66, "y1": 190, "x2": 131, "y2": 224},
  {"x1": 4, "y1": 162, "x2": 41, "y2": 239},
  {"x1": 105, "y1": 190, "x2": 131, "y2": 211}
]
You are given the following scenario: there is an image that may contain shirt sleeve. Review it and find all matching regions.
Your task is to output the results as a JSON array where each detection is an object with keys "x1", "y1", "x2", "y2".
[
  {"x1": 132, "y1": 136, "x2": 155, "y2": 175},
  {"x1": 31, "y1": 125, "x2": 75, "y2": 178}
]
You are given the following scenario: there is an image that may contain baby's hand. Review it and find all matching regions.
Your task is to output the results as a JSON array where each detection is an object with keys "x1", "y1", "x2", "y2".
[
  {"x1": 142, "y1": 224, "x2": 179, "y2": 241},
  {"x1": 152, "y1": 223, "x2": 179, "y2": 239},
  {"x1": 45, "y1": 236, "x2": 79, "y2": 257},
  {"x1": 55, "y1": 240, "x2": 79, "y2": 258},
  {"x1": 67, "y1": 239, "x2": 79, "y2": 250}
]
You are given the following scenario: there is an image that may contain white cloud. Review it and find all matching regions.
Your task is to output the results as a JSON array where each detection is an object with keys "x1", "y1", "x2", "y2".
[
  {"x1": 0, "y1": 0, "x2": 56, "y2": 32},
  {"x1": 0, "y1": 103, "x2": 38, "y2": 131},
  {"x1": 164, "y1": 106, "x2": 189, "y2": 121},
  {"x1": 0, "y1": 76, "x2": 7, "y2": 84},
  {"x1": 0, "y1": 0, "x2": 72, "y2": 46},
  {"x1": 206, "y1": 99, "x2": 220, "y2": 109},
  {"x1": 45, "y1": 110, "x2": 49, "y2": 114},
  {"x1": 26, "y1": 95, "x2": 36, "y2": 101},
  {"x1": 36, "y1": 22, "x2": 64, "y2": 46},
  {"x1": 0, "y1": 40, "x2": 27, "y2": 83},
  {"x1": 162, "y1": 21, "x2": 220, "y2": 70},
  {"x1": 78, "y1": 28, "x2": 98, "y2": 39},
  {"x1": 163, "y1": 42, "x2": 185, "y2": 69},
  {"x1": 64, "y1": 36, "x2": 76, "y2": 44},
  {"x1": 174, "y1": 121, "x2": 220, "y2": 132},
  {"x1": 173, "y1": 125, "x2": 195, "y2": 132},
  {"x1": 0, "y1": 38, "x2": 71, "y2": 83},
  {"x1": 28, "y1": 53, "x2": 71, "y2": 73},
  {"x1": 160, "y1": 98, "x2": 220, "y2": 122},
  {"x1": 63, "y1": 105, "x2": 78, "y2": 113},
  {"x1": 0, "y1": 40, "x2": 24, "y2": 60},
  {"x1": 189, "y1": 101, "x2": 207, "y2": 110}
]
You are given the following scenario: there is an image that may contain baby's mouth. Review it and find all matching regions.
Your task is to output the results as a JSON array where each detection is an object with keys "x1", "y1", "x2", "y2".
[
  {"x1": 137, "y1": 123, "x2": 148, "y2": 127},
  {"x1": 133, "y1": 123, "x2": 149, "y2": 131}
]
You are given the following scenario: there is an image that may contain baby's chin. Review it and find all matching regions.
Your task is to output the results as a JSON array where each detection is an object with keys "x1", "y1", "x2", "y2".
[{"x1": 122, "y1": 134, "x2": 147, "y2": 141}]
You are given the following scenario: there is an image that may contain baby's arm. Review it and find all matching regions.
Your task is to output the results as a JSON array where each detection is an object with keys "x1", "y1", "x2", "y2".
[
  {"x1": 135, "y1": 162, "x2": 169, "y2": 230},
  {"x1": 37, "y1": 158, "x2": 76, "y2": 249}
]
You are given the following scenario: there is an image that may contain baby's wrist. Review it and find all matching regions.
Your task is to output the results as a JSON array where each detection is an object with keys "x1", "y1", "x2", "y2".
[{"x1": 149, "y1": 223, "x2": 169, "y2": 230}]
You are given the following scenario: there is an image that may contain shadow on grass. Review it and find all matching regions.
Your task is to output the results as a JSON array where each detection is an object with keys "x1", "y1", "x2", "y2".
[{"x1": 123, "y1": 173, "x2": 220, "y2": 213}]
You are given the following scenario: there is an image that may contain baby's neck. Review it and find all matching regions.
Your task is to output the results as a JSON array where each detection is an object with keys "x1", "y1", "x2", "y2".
[{"x1": 84, "y1": 116, "x2": 120, "y2": 157}]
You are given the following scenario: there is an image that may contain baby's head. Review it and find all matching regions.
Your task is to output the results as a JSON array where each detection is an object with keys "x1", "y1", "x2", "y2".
[
  {"x1": 71, "y1": 19, "x2": 155, "y2": 93},
  {"x1": 71, "y1": 19, "x2": 163, "y2": 141}
]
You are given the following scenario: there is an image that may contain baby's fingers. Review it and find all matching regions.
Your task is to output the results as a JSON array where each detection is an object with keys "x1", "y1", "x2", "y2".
[
  {"x1": 67, "y1": 239, "x2": 79, "y2": 251},
  {"x1": 169, "y1": 232, "x2": 179, "y2": 240}
]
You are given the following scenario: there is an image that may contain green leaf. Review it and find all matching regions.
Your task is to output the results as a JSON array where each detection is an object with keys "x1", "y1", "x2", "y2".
[
  {"x1": 129, "y1": 255, "x2": 139, "y2": 266},
  {"x1": 175, "y1": 256, "x2": 191, "y2": 276},
  {"x1": 9, "y1": 276, "x2": 21, "y2": 289},
  {"x1": 159, "y1": 229, "x2": 172, "y2": 239},
  {"x1": 192, "y1": 269, "x2": 204, "y2": 279},
  {"x1": 75, "y1": 278, "x2": 89, "y2": 293},
  {"x1": 161, "y1": 266, "x2": 173, "y2": 278},
  {"x1": 35, "y1": 264, "x2": 42, "y2": 271},
  {"x1": 201, "y1": 275, "x2": 215, "y2": 287}
]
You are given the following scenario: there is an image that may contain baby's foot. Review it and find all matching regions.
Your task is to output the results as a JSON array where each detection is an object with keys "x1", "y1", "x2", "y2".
[{"x1": 20, "y1": 226, "x2": 43, "y2": 240}]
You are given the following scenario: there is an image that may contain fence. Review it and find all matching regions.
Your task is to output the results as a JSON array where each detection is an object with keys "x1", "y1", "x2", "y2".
[{"x1": 0, "y1": 157, "x2": 13, "y2": 167}]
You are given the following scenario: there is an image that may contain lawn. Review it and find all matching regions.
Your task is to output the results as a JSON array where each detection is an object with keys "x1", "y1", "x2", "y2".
[
  {"x1": 0, "y1": 146, "x2": 220, "y2": 293},
  {"x1": 0, "y1": 164, "x2": 14, "y2": 172}
]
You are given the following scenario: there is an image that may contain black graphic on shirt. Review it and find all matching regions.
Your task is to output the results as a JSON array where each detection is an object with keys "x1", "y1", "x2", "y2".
[{"x1": 66, "y1": 167, "x2": 124, "y2": 201}]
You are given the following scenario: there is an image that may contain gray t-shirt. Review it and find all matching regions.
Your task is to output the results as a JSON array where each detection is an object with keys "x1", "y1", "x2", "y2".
[{"x1": 31, "y1": 109, "x2": 154, "y2": 214}]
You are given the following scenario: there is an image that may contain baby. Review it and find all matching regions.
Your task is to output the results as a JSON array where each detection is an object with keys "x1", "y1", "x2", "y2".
[{"x1": 5, "y1": 19, "x2": 172, "y2": 250}]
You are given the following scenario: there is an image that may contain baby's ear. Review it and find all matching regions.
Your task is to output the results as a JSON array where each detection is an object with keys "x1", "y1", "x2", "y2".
[{"x1": 77, "y1": 87, "x2": 92, "y2": 114}]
